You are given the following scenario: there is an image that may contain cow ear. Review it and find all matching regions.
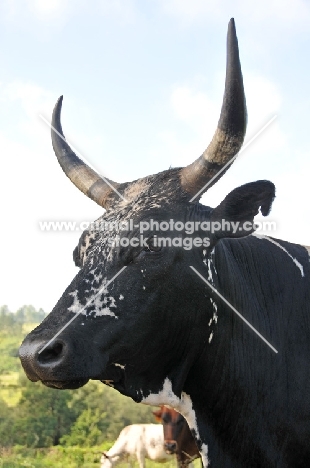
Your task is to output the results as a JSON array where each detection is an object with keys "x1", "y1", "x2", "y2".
[
  {"x1": 211, "y1": 180, "x2": 275, "y2": 239},
  {"x1": 152, "y1": 409, "x2": 162, "y2": 422}
]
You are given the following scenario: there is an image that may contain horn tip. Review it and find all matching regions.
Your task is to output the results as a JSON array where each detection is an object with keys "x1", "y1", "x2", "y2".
[
  {"x1": 53, "y1": 95, "x2": 63, "y2": 113},
  {"x1": 228, "y1": 18, "x2": 235, "y2": 27},
  {"x1": 228, "y1": 18, "x2": 237, "y2": 37}
]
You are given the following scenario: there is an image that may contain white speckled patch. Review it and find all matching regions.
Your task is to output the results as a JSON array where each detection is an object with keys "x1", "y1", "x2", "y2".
[{"x1": 68, "y1": 277, "x2": 118, "y2": 318}]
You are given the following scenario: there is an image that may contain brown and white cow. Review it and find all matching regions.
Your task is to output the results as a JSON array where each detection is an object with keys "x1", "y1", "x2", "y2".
[
  {"x1": 100, "y1": 424, "x2": 174, "y2": 468},
  {"x1": 153, "y1": 406, "x2": 200, "y2": 468}
]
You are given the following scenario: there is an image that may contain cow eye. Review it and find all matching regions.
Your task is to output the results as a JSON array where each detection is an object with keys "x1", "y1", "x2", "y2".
[
  {"x1": 144, "y1": 237, "x2": 162, "y2": 253},
  {"x1": 162, "y1": 414, "x2": 170, "y2": 423}
]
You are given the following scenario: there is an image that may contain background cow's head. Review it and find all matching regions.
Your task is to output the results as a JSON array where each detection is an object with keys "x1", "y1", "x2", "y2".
[
  {"x1": 100, "y1": 452, "x2": 116, "y2": 468},
  {"x1": 19, "y1": 19, "x2": 274, "y2": 403},
  {"x1": 153, "y1": 405, "x2": 200, "y2": 465}
]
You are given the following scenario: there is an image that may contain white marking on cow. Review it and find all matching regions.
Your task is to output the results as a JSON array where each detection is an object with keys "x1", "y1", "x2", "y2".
[
  {"x1": 191, "y1": 265, "x2": 278, "y2": 354},
  {"x1": 200, "y1": 444, "x2": 209, "y2": 468},
  {"x1": 210, "y1": 298, "x2": 218, "y2": 323},
  {"x1": 114, "y1": 363, "x2": 126, "y2": 370},
  {"x1": 95, "y1": 306, "x2": 117, "y2": 318},
  {"x1": 80, "y1": 231, "x2": 96, "y2": 266},
  {"x1": 208, "y1": 332, "x2": 213, "y2": 343},
  {"x1": 141, "y1": 378, "x2": 209, "y2": 466},
  {"x1": 100, "y1": 424, "x2": 173, "y2": 468},
  {"x1": 39, "y1": 266, "x2": 127, "y2": 354},
  {"x1": 253, "y1": 234, "x2": 304, "y2": 277},
  {"x1": 119, "y1": 295, "x2": 124, "y2": 300},
  {"x1": 68, "y1": 279, "x2": 118, "y2": 318},
  {"x1": 204, "y1": 258, "x2": 214, "y2": 286},
  {"x1": 210, "y1": 249, "x2": 217, "y2": 275},
  {"x1": 68, "y1": 290, "x2": 83, "y2": 313}
]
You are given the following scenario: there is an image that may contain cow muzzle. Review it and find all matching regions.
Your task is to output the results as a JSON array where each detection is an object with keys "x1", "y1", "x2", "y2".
[
  {"x1": 164, "y1": 441, "x2": 177, "y2": 454},
  {"x1": 19, "y1": 337, "x2": 89, "y2": 389}
]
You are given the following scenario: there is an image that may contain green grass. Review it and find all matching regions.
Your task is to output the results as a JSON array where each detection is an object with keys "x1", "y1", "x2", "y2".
[{"x1": 0, "y1": 446, "x2": 200, "y2": 468}]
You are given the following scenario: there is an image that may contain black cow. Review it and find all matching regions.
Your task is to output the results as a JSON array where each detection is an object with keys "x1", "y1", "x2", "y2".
[{"x1": 19, "y1": 19, "x2": 310, "y2": 467}]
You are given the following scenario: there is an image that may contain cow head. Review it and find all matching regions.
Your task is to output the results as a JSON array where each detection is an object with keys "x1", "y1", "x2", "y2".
[
  {"x1": 153, "y1": 406, "x2": 187, "y2": 454},
  {"x1": 19, "y1": 20, "x2": 275, "y2": 403},
  {"x1": 100, "y1": 452, "x2": 116, "y2": 468}
]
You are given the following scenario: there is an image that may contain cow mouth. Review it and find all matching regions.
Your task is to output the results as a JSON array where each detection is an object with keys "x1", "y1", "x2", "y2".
[
  {"x1": 41, "y1": 378, "x2": 89, "y2": 389},
  {"x1": 99, "y1": 369, "x2": 143, "y2": 403}
]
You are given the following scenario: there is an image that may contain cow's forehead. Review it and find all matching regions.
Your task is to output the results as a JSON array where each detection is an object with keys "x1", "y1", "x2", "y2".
[
  {"x1": 76, "y1": 168, "x2": 194, "y2": 252},
  {"x1": 106, "y1": 168, "x2": 186, "y2": 206},
  {"x1": 75, "y1": 193, "x2": 191, "y2": 268}
]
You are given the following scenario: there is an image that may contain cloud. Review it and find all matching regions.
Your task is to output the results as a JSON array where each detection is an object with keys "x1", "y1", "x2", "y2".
[
  {"x1": 158, "y1": 0, "x2": 310, "y2": 29},
  {"x1": 1, "y1": 0, "x2": 70, "y2": 21},
  {"x1": 160, "y1": 72, "x2": 285, "y2": 170},
  {"x1": 170, "y1": 73, "x2": 282, "y2": 132},
  {"x1": 26, "y1": 0, "x2": 67, "y2": 19},
  {"x1": 170, "y1": 85, "x2": 218, "y2": 133},
  {"x1": 98, "y1": 0, "x2": 137, "y2": 24},
  {"x1": 3, "y1": 81, "x2": 55, "y2": 118},
  {"x1": 159, "y1": 0, "x2": 222, "y2": 25},
  {"x1": 0, "y1": 0, "x2": 138, "y2": 36}
]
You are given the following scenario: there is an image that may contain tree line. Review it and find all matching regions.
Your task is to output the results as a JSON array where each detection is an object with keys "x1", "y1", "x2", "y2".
[{"x1": 0, "y1": 304, "x2": 47, "y2": 329}]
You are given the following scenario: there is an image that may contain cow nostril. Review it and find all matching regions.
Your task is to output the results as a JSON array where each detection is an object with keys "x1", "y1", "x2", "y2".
[
  {"x1": 37, "y1": 341, "x2": 64, "y2": 364},
  {"x1": 165, "y1": 442, "x2": 177, "y2": 453}
]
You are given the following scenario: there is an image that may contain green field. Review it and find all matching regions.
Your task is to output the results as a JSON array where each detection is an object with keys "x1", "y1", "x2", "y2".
[
  {"x1": 0, "y1": 446, "x2": 201, "y2": 468},
  {"x1": 0, "y1": 446, "x2": 199, "y2": 468}
]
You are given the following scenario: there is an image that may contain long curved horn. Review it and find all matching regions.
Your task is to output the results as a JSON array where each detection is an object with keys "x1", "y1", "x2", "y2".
[
  {"x1": 180, "y1": 18, "x2": 247, "y2": 198},
  {"x1": 51, "y1": 96, "x2": 118, "y2": 208}
]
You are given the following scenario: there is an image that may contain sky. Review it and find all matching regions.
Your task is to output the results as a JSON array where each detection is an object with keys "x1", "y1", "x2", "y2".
[{"x1": 1, "y1": 0, "x2": 310, "y2": 312}]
